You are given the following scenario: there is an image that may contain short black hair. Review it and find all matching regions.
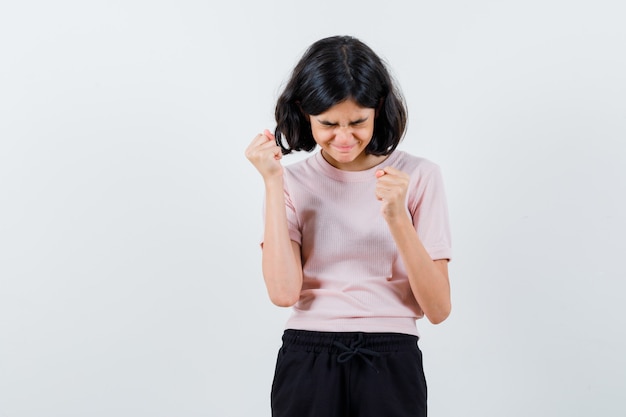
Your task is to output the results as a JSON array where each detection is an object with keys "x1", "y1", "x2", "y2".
[{"x1": 275, "y1": 35, "x2": 408, "y2": 156}]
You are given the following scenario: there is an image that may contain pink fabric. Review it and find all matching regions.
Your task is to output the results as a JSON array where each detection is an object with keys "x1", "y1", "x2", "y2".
[{"x1": 266, "y1": 150, "x2": 452, "y2": 336}]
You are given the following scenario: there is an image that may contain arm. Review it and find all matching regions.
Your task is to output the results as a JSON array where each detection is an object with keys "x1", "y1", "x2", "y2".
[
  {"x1": 375, "y1": 167, "x2": 451, "y2": 324},
  {"x1": 245, "y1": 130, "x2": 303, "y2": 307},
  {"x1": 385, "y1": 214, "x2": 450, "y2": 324},
  {"x1": 261, "y1": 177, "x2": 303, "y2": 307}
]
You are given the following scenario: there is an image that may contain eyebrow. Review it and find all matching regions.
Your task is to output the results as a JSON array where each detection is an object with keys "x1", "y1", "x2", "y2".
[{"x1": 316, "y1": 117, "x2": 369, "y2": 126}]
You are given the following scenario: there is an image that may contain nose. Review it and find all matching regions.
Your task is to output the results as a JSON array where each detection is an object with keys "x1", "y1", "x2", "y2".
[{"x1": 334, "y1": 126, "x2": 353, "y2": 143}]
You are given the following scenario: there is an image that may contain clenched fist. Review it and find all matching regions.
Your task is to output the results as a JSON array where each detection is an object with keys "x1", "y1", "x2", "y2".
[
  {"x1": 245, "y1": 129, "x2": 284, "y2": 180},
  {"x1": 375, "y1": 167, "x2": 410, "y2": 222}
]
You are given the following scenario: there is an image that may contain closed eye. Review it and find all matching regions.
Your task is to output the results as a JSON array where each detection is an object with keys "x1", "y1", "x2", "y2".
[
  {"x1": 316, "y1": 117, "x2": 369, "y2": 127},
  {"x1": 319, "y1": 120, "x2": 338, "y2": 127},
  {"x1": 350, "y1": 118, "x2": 368, "y2": 126}
]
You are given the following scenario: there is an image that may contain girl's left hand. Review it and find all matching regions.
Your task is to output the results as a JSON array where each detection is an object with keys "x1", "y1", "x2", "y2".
[{"x1": 375, "y1": 167, "x2": 410, "y2": 222}]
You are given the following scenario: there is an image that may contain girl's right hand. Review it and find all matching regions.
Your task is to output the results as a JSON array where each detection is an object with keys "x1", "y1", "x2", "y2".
[{"x1": 244, "y1": 129, "x2": 283, "y2": 180}]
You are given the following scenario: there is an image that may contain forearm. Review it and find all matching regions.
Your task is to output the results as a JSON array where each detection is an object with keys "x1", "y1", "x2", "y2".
[
  {"x1": 261, "y1": 177, "x2": 303, "y2": 307},
  {"x1": 387, "y1": 214, "x2": 451, "y2": 324}
]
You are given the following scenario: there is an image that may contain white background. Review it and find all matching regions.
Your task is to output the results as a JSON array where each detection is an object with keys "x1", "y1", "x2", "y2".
[{"x1": 1, "y1": 1, "x2": 625, "y2": 416}]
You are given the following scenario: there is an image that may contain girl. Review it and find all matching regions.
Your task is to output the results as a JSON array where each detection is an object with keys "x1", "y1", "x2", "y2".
[{"x1": 245, "y1": 35, "x2": 452, "y2": 417}]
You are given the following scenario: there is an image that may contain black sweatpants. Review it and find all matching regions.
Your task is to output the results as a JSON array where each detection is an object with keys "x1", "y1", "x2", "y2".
[{"x1": 271, "y1": 329, "x2": 427, "y2": 417}]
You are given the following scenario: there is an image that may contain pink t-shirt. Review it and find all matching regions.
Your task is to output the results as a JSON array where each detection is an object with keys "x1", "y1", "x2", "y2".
[{"x1": 270, "y1": 150, "x2": 451, "y2": 336}]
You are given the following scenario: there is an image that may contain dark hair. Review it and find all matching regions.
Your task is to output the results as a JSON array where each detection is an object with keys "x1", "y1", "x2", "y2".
[{"x1": 275, "y1": 35, "x2": 408, "y2": 155}]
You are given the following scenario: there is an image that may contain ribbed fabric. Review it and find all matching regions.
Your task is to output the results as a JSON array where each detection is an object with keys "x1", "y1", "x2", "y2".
[{"x1": 266, "y1": 150, "x2": 452, "y2": 337}]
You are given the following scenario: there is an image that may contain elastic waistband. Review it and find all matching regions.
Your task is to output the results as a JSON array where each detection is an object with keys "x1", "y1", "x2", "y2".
[{"x1": 281, "y1": 329, "x2": 418, "y2": 354}]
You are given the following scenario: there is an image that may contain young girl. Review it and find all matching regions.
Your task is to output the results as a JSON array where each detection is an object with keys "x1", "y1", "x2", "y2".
[{"x1": 245, "y1": 35, "x2": 452, "y2": 417}]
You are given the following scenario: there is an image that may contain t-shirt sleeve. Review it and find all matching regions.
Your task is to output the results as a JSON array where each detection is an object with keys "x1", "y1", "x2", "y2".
[
  {"x1": 260, "y1": 175, "x2": 302, "y2": 247},
  {"x1": 283, "y1": 179, "x2": 302, "y2": 244},
  {"x1": 409, "y1": 164, "x2": 452, "y2": 261}
]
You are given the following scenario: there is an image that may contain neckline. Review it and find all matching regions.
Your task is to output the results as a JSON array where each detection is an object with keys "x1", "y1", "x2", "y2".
[{"x1": 312, "y1": 150, "x2": 401, "y2": 182}]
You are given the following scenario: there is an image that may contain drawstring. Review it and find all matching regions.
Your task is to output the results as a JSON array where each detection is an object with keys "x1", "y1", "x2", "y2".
[{"x1": 332, "y1": 333, "x2": 381, "y2": 373}]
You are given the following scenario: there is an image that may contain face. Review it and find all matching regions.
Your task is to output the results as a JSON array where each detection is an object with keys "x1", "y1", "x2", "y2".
[{"x1": 308, "y1": 98, "x2": 383, "y2": 171}]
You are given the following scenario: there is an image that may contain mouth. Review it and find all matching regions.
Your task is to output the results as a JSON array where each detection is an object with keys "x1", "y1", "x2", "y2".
[{"x1": 331, "y1": 144, "x2": 356, "y2": 153}]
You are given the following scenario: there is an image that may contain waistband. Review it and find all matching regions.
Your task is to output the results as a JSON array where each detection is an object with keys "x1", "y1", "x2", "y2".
[{"x1": 281, "y1": 329, "x2": 418, "y2": 354}]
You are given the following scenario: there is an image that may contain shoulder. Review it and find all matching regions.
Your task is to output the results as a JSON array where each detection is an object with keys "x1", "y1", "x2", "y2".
[
  {"x1": 282, "y1": 152, "x2": 322, "y2": 192},
  {"x1": 395, "y1": 152, "x2": 449, "y2": 213},
  {"x1": 388, "y1": 151, "x2": 441, "y2": 177},
  {"x1": 284, "y1": 152, "x2": 319, "y2": 175}
]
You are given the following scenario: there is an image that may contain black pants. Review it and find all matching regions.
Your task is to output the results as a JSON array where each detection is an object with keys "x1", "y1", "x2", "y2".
[{"x1": 271, "y1": 330, "x2": 427, "y2": 417}]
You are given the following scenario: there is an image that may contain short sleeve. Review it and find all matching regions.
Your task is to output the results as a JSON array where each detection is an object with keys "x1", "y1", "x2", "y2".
[
  {"x1": 260, "y1": 174, "x2": 302, "y2": 247},
  {"x1": 283, "y1": 177, "x2": 302, "y2": 245},
  {"x1": 408, "y1": 164, "x2": 452, "y2": 261}
]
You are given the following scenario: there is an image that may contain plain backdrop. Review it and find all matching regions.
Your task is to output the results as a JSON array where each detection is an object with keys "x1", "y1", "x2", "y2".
[{"x1": 1, "y1": 1, "x2": 625, "y2": 416}]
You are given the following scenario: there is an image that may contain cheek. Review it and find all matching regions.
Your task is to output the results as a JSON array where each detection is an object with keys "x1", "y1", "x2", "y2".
[
  {"x1": 311, "y1": 127, "x2": 332, "y2": 144},
  {"x1": 354, "y1": 127, "x2": 374, "y2": 142}
]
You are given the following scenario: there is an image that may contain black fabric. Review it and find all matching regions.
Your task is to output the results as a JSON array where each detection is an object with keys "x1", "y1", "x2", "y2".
[{"x1": 271, "y1": 329, "x2": 427, "y2": 417}]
